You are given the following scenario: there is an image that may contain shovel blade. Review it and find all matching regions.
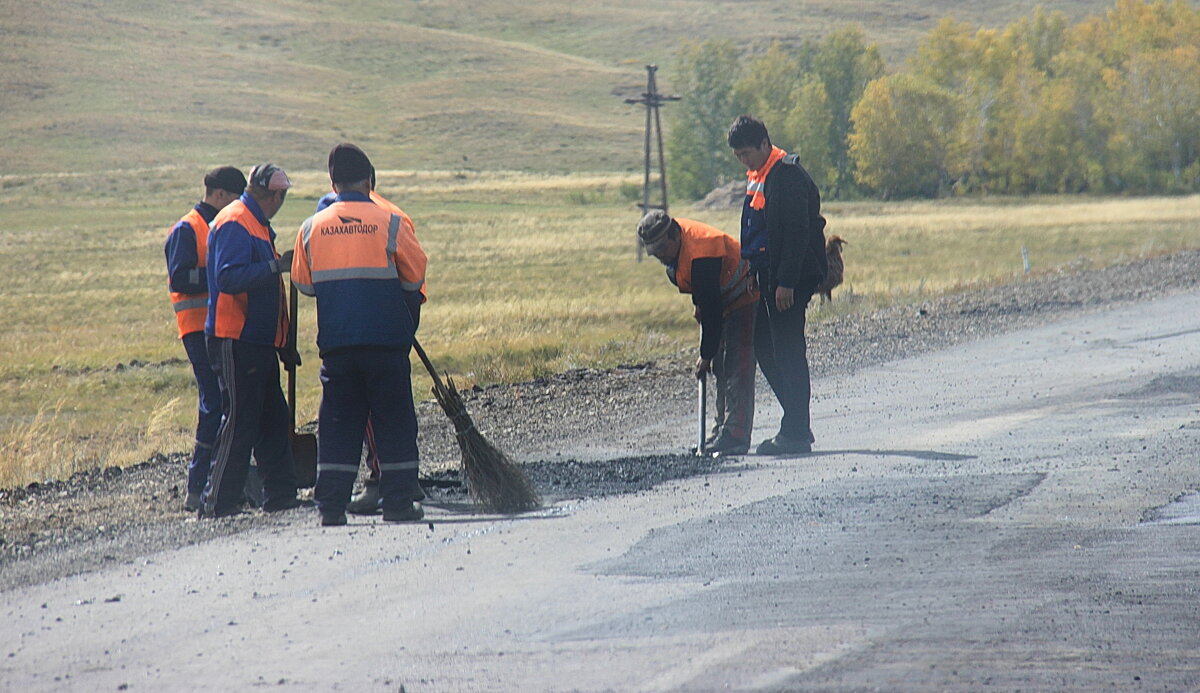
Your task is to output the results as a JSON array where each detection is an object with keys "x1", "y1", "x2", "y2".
[{"x1": 292, "y1": 432, "x2": 318, "y2": 488}]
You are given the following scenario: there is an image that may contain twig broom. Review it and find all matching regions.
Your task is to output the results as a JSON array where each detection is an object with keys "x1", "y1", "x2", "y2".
[{"x1": 412, "y1": 339, "x2": 541, "y2": 513}]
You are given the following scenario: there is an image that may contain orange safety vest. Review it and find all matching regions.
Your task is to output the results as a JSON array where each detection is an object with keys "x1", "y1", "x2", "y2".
[
  {"x1": 293, "y1": 196, "x2": 426, "y2": 351},
  {"x1": 673, "y1": 218, "x2": 758, "y2": 316},
  {"x1": 370, "y1": 190, "x2": 426, "y2": 301},
  {"x1": 168, "y1": 208, "x2": 209, "y2": 338},
  {"x1": 208, "y1": 200, "x2": 288, "y2": 348}
]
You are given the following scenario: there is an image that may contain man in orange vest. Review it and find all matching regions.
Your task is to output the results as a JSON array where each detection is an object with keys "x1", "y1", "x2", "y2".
[
  {"x1": 293, "y1": 144, "x2": 427, "y2": 526},
  {"x1": 638, "y1": 210, "x2": 758, "y2": 456},
  {"x1": 164, "y1": 166, "x2": 245, "y2": 511},
  {"x1": 315, "y1": 169, "x2": 426, "y2": 516},
  {"x1": 201, "y1": 163, "x2": 305, "y2": 518}
]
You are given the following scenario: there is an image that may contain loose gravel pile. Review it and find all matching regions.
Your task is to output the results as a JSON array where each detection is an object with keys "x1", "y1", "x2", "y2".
[{"x1": 3, "y1": 250, "x2": 1199, "y2": 590}]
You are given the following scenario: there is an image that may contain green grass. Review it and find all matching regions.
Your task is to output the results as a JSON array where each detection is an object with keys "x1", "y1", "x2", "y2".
[{"x1": 2, "y1": 169, "x2": 1199, "y2": 487}]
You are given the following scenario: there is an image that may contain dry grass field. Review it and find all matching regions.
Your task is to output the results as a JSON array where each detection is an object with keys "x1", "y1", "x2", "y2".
[{"x1": 2, "y1": 166, "x2": 1198, "y2": 487}]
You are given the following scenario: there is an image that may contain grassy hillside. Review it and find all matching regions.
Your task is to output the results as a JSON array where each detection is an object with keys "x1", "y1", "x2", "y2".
[{"x1": 1, "y1": 0, "x2": 1121, "y2": 176}]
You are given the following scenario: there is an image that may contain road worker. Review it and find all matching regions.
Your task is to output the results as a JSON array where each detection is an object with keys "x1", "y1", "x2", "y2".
[
  {"x1": 164, "y1": 166, "x2": 245, "y2": 511},
  {"x1": 638, "y1": 210, "x2": 758, "y2": 456},
  {"x1": 293, "y1": 144, "x2": 427, "y2": 526},
  {"x1": 200, "y1": 163, "x2": 304, "y2": 518},
  {"x1": 728, "y1": 115, "x2": 827, "y2": 454},
  {"x1": 316, "y1": 169, "x2": 426, "y2": 516}
]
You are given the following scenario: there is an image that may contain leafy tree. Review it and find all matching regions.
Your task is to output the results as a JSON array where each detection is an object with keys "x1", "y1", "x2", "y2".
[
  {"x1": 849, "y1": 75, "x2": 958, "y2": 198},
  {"x1": 733, "y1": 41, "x2": 837, "y2": 189},
  {"x1": 812, "y1": 26, "x2": 884, "y2": 197},
  {"x1": 732, "y1": 41, "x2": 802, "y2": 132},
  {"x1": 665, "y1": 40, "x2": 744, "y2": 200},
  {"x1": 783, "y1": 76, "x2": 836, "y2": 189}
]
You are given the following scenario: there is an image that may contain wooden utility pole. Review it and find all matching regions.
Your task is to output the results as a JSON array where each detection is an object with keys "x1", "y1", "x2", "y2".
[{"x1": 625, "y1": 64, "x2": 679, "y2": 261}]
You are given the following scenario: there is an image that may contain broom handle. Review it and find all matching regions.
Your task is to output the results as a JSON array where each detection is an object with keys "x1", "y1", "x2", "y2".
[{"x1": 411, "y1": 338, "x2": 448, "y2": 395}]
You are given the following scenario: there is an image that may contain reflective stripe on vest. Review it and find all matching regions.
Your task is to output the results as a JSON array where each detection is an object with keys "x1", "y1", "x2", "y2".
[
  {"x1": 168, "y1": 208, "x2": 209, "y2": 337},
  {"x1": 301, "y1": 203, "x2": 426, "y2": 293},
  {"x1": 371, "y1": 191, "x2": 426, "y2": 300}
]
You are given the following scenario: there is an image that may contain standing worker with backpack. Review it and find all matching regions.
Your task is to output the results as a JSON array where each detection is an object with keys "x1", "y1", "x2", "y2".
[{"x1": 727, "y1": 115, "x2": 827, "y2": 454}]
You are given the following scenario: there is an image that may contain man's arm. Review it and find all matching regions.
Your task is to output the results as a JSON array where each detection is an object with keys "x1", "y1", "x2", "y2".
[
  {"x1": 210, "y1": 222, "x2": 284, "y2": 294},
  {"x1": 691, "y1": 257, "x2": 724, "y2": 363},
  {"x1": 769, "y1": 164, "x2": 809, "y2": 292},
  {"x1": 164, "y1": 222, "x2": 207, "y2": 294}
]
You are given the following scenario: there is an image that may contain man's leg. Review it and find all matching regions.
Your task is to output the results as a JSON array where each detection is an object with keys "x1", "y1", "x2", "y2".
[
  {"x1": 754, "y1": 295, "x2": 782, "y2": 408},
  {"x1": 717, "y1": 302, "x2": 756, "y2": 446},
  {"x1": 363, "y1": 347, "x2": 423, "y2": 521},
  {"x1": 347, "y1": 419, "x2": 383, "y2": 515},
  {"x1": 762, "y1": 295, "x2": 814, "y2": 445},
  {"x1": 202, "y1": 338, "x2": 263, "y2": 517},
  {"x1": 252, "y1": 352, "x2": 300, "y2": 511},
  {"x1": 710, "y1": 337, "x2": 727, "y2": 446},
  {"x1": 182, "y1": 332, "x2": 221, "y2": 507},
  {"x1": 315, "y1": 350, "x2": 370, "y2": 521}
]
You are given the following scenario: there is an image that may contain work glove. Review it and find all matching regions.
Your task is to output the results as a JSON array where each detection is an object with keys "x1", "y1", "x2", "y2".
[
  {"x1": 278, "y1": 344, "x2": 302, "y2": 370},
  {"x1": 272, "y1": 249, "x2": 295, "y2": 274}
]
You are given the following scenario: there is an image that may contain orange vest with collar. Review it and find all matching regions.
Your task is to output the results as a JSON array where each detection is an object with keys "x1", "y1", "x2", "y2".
[
  {"x1": 673, "y1": 218, "x2": 758, "y2": 316},
  {"x1": 168, "y1": 208, "x2": 209, "y2": 337}
]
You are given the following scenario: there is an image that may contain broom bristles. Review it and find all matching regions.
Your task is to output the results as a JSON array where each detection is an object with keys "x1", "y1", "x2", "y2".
[{"x1": 430, "y1": 373, "x2": 540, "y2": 513}]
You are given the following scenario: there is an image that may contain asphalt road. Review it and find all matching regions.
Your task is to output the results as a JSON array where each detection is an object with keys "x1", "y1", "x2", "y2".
[{"x1": 3, "y1": 290, "x2": 1200, "y2": 692}]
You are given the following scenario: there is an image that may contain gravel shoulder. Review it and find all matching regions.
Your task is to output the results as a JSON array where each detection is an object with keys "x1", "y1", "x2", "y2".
[{"x1": 3, "y1": 250, "x2": 1199, "y2": 591}]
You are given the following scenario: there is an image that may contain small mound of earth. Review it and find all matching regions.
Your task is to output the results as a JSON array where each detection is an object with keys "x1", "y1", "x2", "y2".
[
  {"x1": 693, "y1": 180, "x2": 745, "y2": 210},
  {"x1": 420, "y1": 454, "x2": 731, "y2": 506}
]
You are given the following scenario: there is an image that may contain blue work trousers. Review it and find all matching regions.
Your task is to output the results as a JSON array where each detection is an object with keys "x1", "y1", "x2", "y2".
[
  {"x1": 182, "y1": 331, "x2": 222, "y2": 495},
  {"x1": 754, "y1": 286, "x2": 816, "y2": 443},
  {"x1": 203, "y1": 337, "x2": 298, "y2": 516},
  {"x1": 315, "y1": 346, "x2": 421, "y2": 515}
]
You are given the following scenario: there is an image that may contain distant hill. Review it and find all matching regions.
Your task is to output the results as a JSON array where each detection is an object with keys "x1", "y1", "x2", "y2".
[{"x1": 1, "y1": 0, "x2": 1121, "y2": 175}]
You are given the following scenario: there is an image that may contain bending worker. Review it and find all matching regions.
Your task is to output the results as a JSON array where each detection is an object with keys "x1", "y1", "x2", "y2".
[
  {"x1": 202, "y1": 163, "x2": 304, "y2": 518},
  {"x1": 293, "y1": 143, "x2": 427, "y2": 527},
  {"x1": 164, "y1": 166, "x2": 245, "y2": 511},
  {"x1": 638, "y1": 210, "x2": 758, "y2": 456}
]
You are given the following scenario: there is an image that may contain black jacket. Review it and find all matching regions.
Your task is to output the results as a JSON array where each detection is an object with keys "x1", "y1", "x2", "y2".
[{"x1": 762, "y1": 154, "x2": 827, "y2": 295}]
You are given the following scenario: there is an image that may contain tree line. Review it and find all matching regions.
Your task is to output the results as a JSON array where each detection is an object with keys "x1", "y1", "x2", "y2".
[{"x1": 666, "y1": 0, "x2": 1200, "y2": 200}]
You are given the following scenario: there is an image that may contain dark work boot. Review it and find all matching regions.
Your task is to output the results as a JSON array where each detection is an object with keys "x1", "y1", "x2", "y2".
[
  {"x1": 382, "y1": 501, "x2": 424, "y2": 523},
  {"x1": 755, "y1": 432, "x2": 813, "y2": 456},
  {"x1": 347, "y1": 481, "x2": 382, "y2": 515}
]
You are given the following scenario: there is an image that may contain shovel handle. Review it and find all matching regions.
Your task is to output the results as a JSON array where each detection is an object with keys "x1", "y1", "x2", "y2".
[
  {"x1": 287, "y1": 281, "x2": 298, "y2": 432},
  {"x1": 697, "y1": 372, "x2": 707, "y2": 455}
]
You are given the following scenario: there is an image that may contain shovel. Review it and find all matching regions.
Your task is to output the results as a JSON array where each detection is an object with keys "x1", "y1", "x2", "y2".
[
  {"x1": 695, "y1": 371, "x2": 707, "y2": 457},
  {"x1": 287, "y1": 282, "x2": 318, "y2": 488}
]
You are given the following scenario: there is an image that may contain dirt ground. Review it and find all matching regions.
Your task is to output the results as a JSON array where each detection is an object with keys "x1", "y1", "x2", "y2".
[{"x1": 4, "y1": 249, "x2": 1200, "y2": 591}]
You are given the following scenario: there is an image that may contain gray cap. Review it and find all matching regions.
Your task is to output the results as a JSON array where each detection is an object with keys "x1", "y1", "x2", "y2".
[{"x1": 637, "y1": 210, "x2": 673, "y2": 247}]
